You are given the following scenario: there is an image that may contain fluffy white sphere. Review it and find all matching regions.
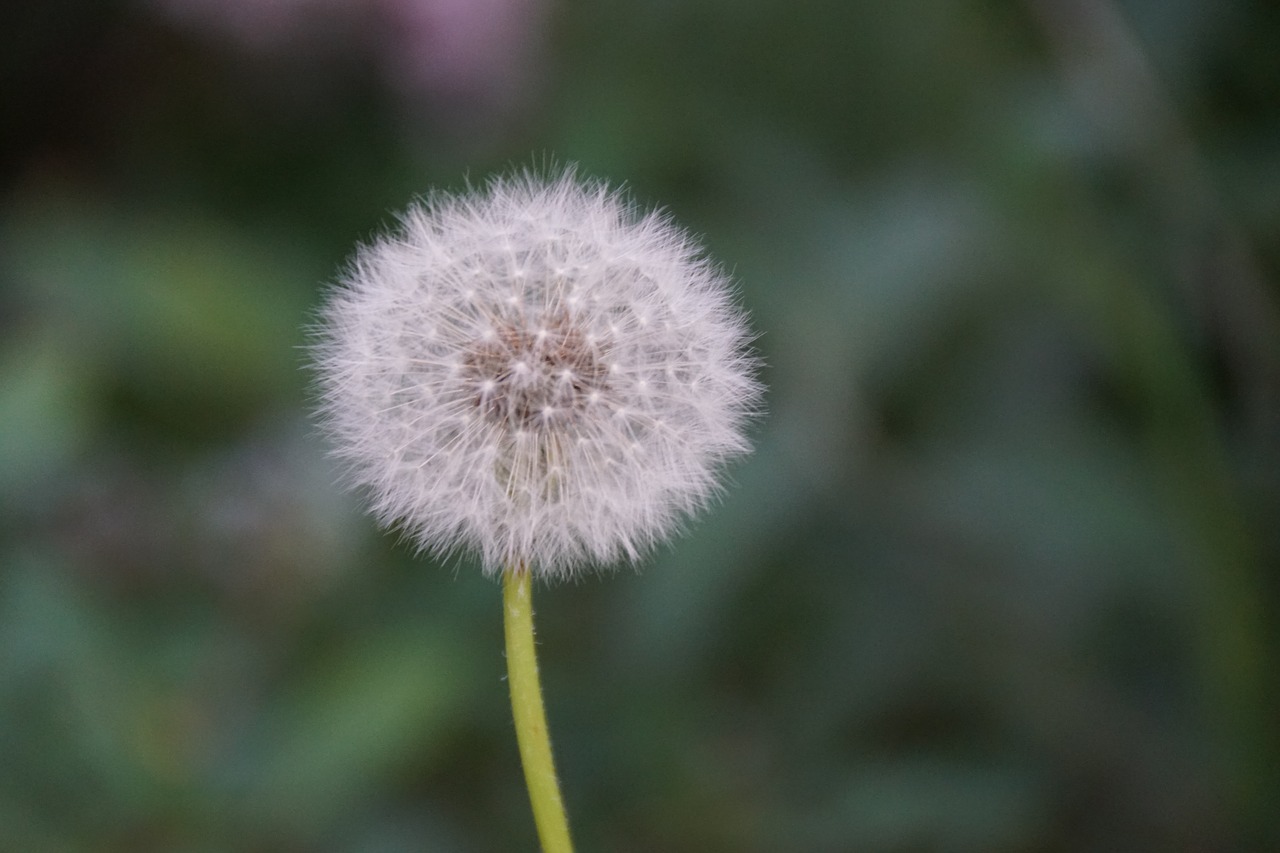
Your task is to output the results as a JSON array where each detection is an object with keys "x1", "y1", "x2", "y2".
[{"x1": 314, "y1": 168, "x2": 760, "y2": 578}]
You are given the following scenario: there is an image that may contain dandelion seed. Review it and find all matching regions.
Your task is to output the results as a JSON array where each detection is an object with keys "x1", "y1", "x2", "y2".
[{"x1": 313, "y1": 167, "x2": 760, "y2": 579}]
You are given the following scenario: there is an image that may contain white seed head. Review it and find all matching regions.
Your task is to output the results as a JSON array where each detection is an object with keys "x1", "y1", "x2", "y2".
[{"x1": 313, "y1": 168, "x2": 760, "y2": 579}]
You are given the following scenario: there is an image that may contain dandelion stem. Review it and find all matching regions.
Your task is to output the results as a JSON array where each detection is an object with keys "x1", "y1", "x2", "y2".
[{"x1": 504, "y1": 566, "x2": 574, "y2": 853}]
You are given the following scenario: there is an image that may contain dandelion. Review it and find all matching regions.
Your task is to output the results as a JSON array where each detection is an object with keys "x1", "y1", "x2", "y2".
[
  {"x1": 315, "y1": 168, "x2": 758, "y2": 579},
  {"x1": 312, "y1": 167, "x2": 760, "y2": 852}
]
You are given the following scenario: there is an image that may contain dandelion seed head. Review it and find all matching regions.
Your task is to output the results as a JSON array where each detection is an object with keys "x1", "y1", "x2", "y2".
[{"x1": 314, "y1": 167, "x2": 760, "y2": 578}]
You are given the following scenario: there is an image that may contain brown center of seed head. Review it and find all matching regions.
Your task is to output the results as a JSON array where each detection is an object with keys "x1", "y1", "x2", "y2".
[{"x1": 464, "y1": 313, "x2": 609, "y2": 432}]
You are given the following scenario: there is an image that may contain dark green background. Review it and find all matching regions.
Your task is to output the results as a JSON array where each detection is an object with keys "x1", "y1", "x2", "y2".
[{"x1": 2, "y1": 1, "x2": 1278, "y2": 850}]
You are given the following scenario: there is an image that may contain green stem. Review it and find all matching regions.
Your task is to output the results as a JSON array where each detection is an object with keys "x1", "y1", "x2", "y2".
[{"x1": 504, "y1": 566, "x2": 574, "y2": 853}]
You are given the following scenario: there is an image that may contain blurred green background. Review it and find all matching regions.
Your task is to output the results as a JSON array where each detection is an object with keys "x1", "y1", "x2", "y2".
[{"x1": 2, "y1": 0, "x2": 1278, "y2": 850}]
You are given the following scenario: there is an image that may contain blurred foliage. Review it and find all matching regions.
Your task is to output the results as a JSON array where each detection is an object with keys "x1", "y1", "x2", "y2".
[{"x1": 2, "y1": 0, "x2": 1278, "y2": 850}]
